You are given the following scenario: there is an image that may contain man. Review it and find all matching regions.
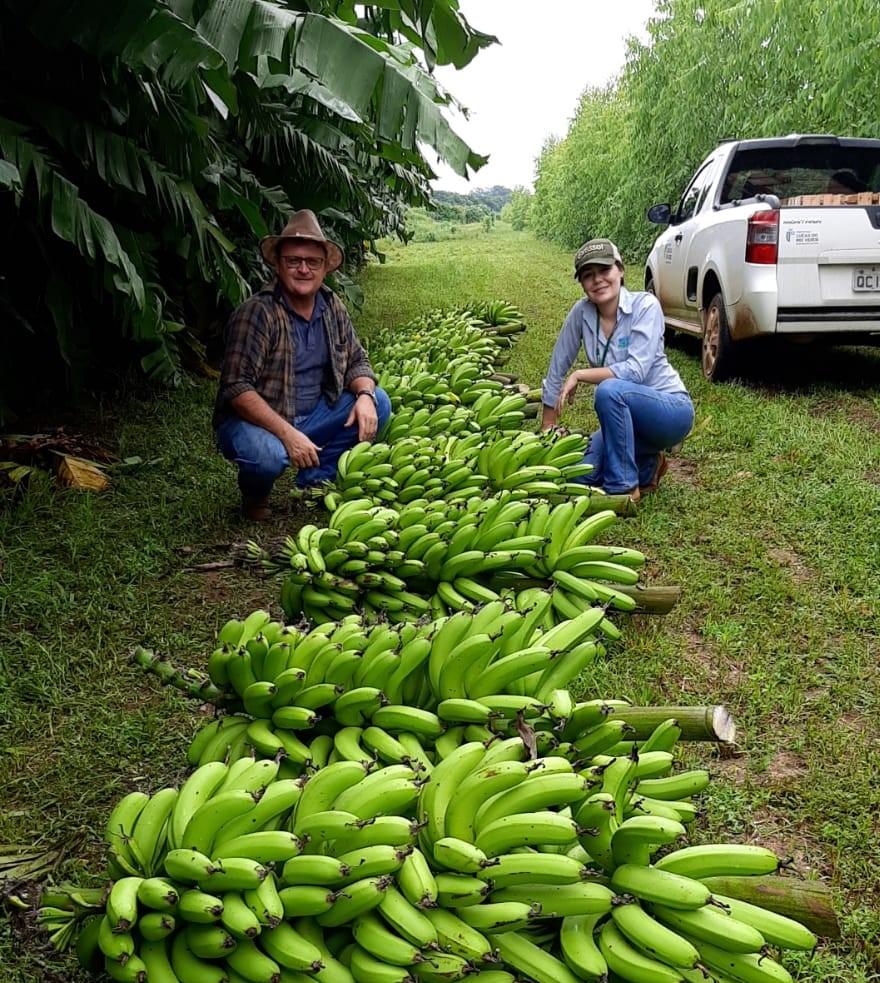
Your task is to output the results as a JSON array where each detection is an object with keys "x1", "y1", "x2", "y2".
[{"x1": 214, "y1": 210, "x2": 391, "y2": 520}]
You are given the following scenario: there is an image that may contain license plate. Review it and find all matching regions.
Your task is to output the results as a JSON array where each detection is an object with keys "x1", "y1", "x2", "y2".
[{"x1": 853, "y1": 267, "x2": 880, "y2": 291}]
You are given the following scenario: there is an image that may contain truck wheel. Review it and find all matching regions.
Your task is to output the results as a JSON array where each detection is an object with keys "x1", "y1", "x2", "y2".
[{"x1": 702, "y1": 292, "x2": 738, "y2": 382}]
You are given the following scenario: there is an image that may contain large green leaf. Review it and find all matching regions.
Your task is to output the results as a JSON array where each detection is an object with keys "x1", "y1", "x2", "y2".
[
  {"x1": 0, "y1": 158, "x2": 21, "y2": 192},
  {"x1": 0, "y1": 0, "x2": 495, "y2": 408}
]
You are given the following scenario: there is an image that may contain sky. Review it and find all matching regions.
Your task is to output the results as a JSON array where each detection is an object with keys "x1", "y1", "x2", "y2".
[{"x1": 430, "y1": 0, "x2": 657, "y2": 194}]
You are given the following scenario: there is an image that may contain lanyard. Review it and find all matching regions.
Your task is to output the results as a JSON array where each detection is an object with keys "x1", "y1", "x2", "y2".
[{"x1": 593, "y1": 311, "x2": 617, "y2": 367}]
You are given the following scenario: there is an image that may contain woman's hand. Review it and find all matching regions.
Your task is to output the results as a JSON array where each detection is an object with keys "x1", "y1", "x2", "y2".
[{"x1": 556, "y1": 372, "x2": 581, "y2": 414}]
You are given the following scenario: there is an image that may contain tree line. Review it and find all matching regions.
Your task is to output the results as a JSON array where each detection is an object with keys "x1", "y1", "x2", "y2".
[
  {"x1": 521, "y1": 0, "x2": 880, "y2": 261},
  {"x1": 0, "y1": 0, "x2": 494, "y2": 418}
]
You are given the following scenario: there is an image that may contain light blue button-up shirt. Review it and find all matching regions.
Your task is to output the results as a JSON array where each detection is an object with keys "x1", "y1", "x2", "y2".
[{"x1": 542, "y1": 287, "x2": 688, "y2": 408}]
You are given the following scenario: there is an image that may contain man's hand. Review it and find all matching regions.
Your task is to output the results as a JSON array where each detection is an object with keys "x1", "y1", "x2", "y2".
[
  {"x1": 556, "y1": 373, "x2": 581, "y2": 414},
  {"x1": 283, "y1": 427, "x2": 322, "y2": 469},
  {"x1": 346, "y1": 395, "x2": 379, "y2": 442}
]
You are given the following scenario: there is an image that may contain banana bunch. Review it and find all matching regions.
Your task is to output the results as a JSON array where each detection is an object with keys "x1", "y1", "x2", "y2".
[
  {"x1": 423, "y1": 498, "x2": 644, "y2": 619},
  {"x1": 373, "y1": 309, "x2": 511, "y2": 406},
  {"x1": 252, "y1": 489, "x2": 645, "y2": 625},
  {"x1": 367, "y1": 305, "x2": 537, "y2": 444},
  {"x1": 326, "y1": 430, "x2": 603, "y2": 513},
  {"x1": 380, "y1": 403, "x2": 482, "y2": 443},
  {"x1": 378, "y1": 388, "x2": 529, "y2": 445},
  {"x1": 465, "y1": 299, "x2": 525, "y2": 331},
  {"x1": 329, "y1": 437, "x2": 488, "y2": 510},
  {"x1": 182, "y1": 602, "x2": 624, "y2": 773},
  {"x1": 52, "y1": 714, "x2": 816, "y2": 983},
  {"x1": 33, "y1": 884, "x2": 105, "y2": 953}
]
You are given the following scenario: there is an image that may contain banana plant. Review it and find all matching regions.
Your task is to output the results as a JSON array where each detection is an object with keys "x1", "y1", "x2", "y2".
[{"x1": 0, "y1": 0, "x2": 495, "y2": 418}]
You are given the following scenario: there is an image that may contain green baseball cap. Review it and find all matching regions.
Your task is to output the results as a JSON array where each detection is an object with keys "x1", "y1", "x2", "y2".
[{"x1": 573, "y1": 238, "x2": 623, "y2": 279}]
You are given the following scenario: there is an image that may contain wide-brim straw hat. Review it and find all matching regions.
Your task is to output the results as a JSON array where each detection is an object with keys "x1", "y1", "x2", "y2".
[{"x1": 260, "y1": 209, "x2": 344, "y2": 273}]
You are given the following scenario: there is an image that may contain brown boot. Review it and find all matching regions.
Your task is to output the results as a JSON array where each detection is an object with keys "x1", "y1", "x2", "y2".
[
  {"x1": 242, "y1": 494, "x2": 272, "y2": 521},
  {"x1": 639, "y1": 451, "x2": 669, "y2": 496}
]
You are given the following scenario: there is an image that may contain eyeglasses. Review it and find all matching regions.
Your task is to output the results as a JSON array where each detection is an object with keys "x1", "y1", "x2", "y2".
[{"x1": 280, "y1": 255, "x2": 325, "y2": 271}]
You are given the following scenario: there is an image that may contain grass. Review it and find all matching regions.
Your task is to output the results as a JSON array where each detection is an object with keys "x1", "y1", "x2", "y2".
[{"x1": 1, "y1": 225, "x2": 879, "y2": 979}]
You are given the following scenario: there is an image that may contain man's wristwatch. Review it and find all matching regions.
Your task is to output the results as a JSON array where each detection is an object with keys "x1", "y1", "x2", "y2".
[{"x1": 356, "y1": 389, "x2": 377, "y2": 406}]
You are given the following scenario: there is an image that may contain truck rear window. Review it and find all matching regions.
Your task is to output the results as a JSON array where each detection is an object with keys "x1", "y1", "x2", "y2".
[{"x1": 720, "y1": 146, "x2": 880, "y2": 203}]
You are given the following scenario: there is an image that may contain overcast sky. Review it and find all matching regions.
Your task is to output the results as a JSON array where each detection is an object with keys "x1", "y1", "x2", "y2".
[{"x1": 431, "y1": 1, "x2": 657, "y2": 193}]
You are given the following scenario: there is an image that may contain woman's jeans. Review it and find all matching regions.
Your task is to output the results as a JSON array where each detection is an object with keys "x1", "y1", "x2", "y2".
[
  {"x1": 578, "y1": 379, "x2": 694, "y2": 494},
  {"x1": 216, "y1": 389, "x2": 392, "y2": 498}
]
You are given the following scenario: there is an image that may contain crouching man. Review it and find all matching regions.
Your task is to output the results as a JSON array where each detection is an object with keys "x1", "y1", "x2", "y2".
[{"x1": 214, "y1": 210, "x2": 391, "y2": 520}]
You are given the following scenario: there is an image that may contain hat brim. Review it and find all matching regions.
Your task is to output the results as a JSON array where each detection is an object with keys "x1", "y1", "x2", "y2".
[
  {"x1": 261, "y1": 234, "x2": 344, "y2": 274},
  {"x1": 574, "y1": 258, "x2": 616, "y2": 279}
]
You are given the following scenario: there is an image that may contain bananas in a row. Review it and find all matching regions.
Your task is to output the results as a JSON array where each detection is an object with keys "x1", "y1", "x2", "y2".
[
  {"x1": 249, "y1": 491, "x2": 645, "y2": 625},
  {"x1": 60, "y1": 715, "x2": 816, "y2": 983},
  {"x1": 325, "y1": 430, "x2": 604, "y2": 513},
  {"x1": 181, "y1": 604, "x2": 622, "y2": 772},
  {"x1": 371, "y1": 306, "x2": 526, "y2": 419}
]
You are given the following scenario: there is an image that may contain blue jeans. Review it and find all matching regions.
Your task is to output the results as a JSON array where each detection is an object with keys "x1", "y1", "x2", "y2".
[
  {"x1": 579, "y1": 379, "x2": 694, "y2": 494},
  {"x1": 216, "y1": 388, "x2": 392, "y2": 497}
]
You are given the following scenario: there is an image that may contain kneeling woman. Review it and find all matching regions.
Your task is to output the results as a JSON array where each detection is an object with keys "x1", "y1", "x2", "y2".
[{"x1": 542, "y1": 239, "x2": 693, "y2": 500}]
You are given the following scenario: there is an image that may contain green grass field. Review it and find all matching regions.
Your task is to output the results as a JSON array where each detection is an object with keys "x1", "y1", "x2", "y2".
[{"x1": 1, "y1": 225, "x2": 879, "y2": 980}]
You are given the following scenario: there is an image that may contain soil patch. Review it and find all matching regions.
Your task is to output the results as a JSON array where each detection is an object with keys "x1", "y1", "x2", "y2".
[
  {"x1": 746, "y1": 807, "x2": 829, "y2": 877},
  {"x1": 764, "y1": 750, "x2": 808, "y2": 783},
  {"x1": 667, "y1": 456, "x2": 699, "y2": 487},
  {"x1": 846, "y1": 403, "x2": 880, "y2": 434},
  {"x1": 675, "y1": 626, "x2": 745, "y2": 696},
  {"x1": 765, "y1": 547, "x2": 812, "y2": 585}
]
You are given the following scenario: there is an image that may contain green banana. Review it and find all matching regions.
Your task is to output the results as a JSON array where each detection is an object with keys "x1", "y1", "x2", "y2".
[
  {"x1": 650, "y1": 901, "x2": 765, "y2": 954},
  {"x1": 214, "y1": 830, "x2": 303, "y2": 864},
  {"x1": 397, "y1": 848, "x2": 439, "y2": 908},
  {"x1": 377, "y1": 885, "x2": 438, "y2": 946},
  {"x1": 655, "y1": 844, "x2": 780, "y2": 879},
  {"x1": 169, "y1": 762, "x2": 229, "y2": 851},
  {"x1": 705, "y1": 893, "x2": 816, "y2": 951},
  {"x1": 597, "y1": 920, "x2": 685, "y2": 983},
  {"x1": 180, "y1": 789, "x2": 256, "y2": 855},
  {"x1": 475, "y1": 811, "x2": 580, "y2": 857},
  {"x1": 424, "y1": 906, "x2": 494, "y2": 963},
  {"x1": 352, "y1": 911, "x2": 425, "y2": 966},
  {"x1": 492, "y1": 930, "x2": 583, "y2": 983},
  {"x1": 432, "y1": 836, "x2": 490, "y2": 874},
  {"x1": 177, "y1": 888, "x2": 224, "y2": 924},
  {"x1": 611, "y1": 901, "x2": 701, "y2": 969},
  {"x1": 283, "y1": 854, "x2": 352, "y2": 887},
  {"x1": 318, "y1": 876, "x2": 390, "y2": 928},
  {"x1": 610, "y1": 864, "x2": 711, "y2": 910},
  {"x1": 491, "y1": 881, "x2": 615, "y2": 918},
  {"x1": 106, "y1": 876, "x2": 142, "y2": 932},
  {"x1": 559, "y1": 913, "x2": 608, "y2": 981},
  {"x1": 185, "y1": 922, "x2": 238, "y2": 959},
  {"x1": 686, "y1": 935, "x2": 794, "y2": 983},
  {"x1": 221, "y1": 890, "x2": 264, "y2": 940}
]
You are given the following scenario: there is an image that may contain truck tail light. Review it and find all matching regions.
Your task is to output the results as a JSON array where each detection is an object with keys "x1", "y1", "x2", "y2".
[{"x1": 745, "y1": 209, "x2": 779, "y2": 264}]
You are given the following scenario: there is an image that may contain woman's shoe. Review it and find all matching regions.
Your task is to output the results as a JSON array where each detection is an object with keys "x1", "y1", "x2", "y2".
[{"x1": 639, "y1": 452, "x2": 669, "y2": 495}]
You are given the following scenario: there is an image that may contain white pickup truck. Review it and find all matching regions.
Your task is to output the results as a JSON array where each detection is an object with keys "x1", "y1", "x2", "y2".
[{"x1": 644, "y1": 134, "x2": 880, "y2": 380}]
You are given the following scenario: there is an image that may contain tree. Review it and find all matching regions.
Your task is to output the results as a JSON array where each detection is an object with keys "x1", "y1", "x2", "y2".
[
  {"x1": 528, "y1": 0, "x2": 880, "y2": 259},
  {"x1": 0, "y1": 0, "x2": 497, "y2": 416},
  {"x1": 501, "y1": 186, "x2": 533, "y2": 230}
]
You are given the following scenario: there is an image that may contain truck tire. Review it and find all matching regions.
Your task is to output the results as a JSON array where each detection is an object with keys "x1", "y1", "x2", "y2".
[{"x1": 702, "y1": 292, "x2": 738, "y2": 382}]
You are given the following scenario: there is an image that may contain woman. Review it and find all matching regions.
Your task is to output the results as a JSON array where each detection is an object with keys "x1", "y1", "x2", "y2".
[{"x1": 542, "y1": 238, "x2": 693, "y2": 501}]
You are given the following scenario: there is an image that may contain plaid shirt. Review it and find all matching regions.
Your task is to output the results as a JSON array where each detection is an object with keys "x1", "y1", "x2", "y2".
[{"x1": 213, "y1": 282, "x2": 376, "y2": 429}]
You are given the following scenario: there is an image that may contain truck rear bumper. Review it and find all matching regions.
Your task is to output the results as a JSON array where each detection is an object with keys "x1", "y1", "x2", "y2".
[{"x1": 775, "y1": 306, "x2": 880, "y2": 334}]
